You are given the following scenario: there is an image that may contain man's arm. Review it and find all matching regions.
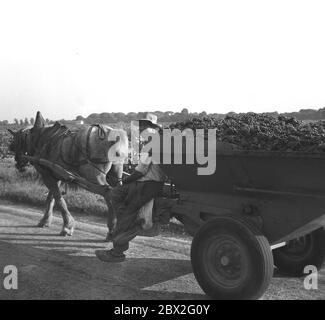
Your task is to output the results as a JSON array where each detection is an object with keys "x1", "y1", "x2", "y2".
[{"x1": 122, "y1": 153, "x2": 150, "y2": 184}]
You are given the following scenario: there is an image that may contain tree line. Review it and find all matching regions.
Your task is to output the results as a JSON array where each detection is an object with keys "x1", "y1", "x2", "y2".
[
  {"x1": 0, "y1": 117, "x2": 35, "y2": 126},
  {"x1": 2, "y1": 107, "x2": 325, "y2": 125},
  {"x1": 75, "y1": 108, "x2": 219, "y2": 124},
  {"x1": 74, "y1": 107, "x2": 325, "y2": 124}
]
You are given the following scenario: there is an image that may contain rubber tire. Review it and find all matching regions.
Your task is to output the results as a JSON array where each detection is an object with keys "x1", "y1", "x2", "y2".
[
  {"x1": 273, "y1": 227, "x2": 325, "y2": 277},
  {"x1": 191, "y1": 215, "x2": 273, "y2": 300}
]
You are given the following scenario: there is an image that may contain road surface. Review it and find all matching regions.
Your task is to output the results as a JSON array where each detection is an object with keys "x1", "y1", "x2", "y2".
[{"x1": 0, "y1": 201, "x2": 324, "y2": 300}]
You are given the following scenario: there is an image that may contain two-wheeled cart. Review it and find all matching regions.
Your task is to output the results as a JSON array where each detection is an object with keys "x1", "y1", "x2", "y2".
[{"x1": 161, "y1": 148, "x2": 325, "y2": 299}]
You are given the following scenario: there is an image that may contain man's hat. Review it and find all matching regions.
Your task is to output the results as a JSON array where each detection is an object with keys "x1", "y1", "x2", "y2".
[
  {"x1": 144, "y1": 113, "x2": 158, "y2": 124},
  {"x1": 138, "y1": 113, "x2": 161, "y2": 131}
]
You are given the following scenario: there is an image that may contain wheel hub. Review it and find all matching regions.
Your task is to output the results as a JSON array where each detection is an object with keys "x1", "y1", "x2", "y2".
[
  {"x1": 220, "y1": 255, "x2": 230, "y2": 266},
  {"x1": 206, "y1": 235, "x2": 250, "y2": 289}
]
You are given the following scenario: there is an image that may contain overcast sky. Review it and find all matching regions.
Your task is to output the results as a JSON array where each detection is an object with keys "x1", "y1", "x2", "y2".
[{"x1": 1, "y1": 0, "x2": 325, "y2": 122}]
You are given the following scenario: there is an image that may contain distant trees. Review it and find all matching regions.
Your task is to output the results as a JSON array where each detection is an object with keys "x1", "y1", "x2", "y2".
[
  {"x1": 126, "y1": 112, "x2": 137, "y2": 121},
  {"x1": 3, "y1": 106, "x2": 325, "y2": 128},
  {"x1": 0, "y1": 117, "x2": 54, "y2": 126},
  {"x1": 0, "y1": 118, "x2": 34, "y2": 126},
  {"x1": 181, "y1": 108, "x2": 189, "y2": 116},
  {"x1": 75, "y1": 107, "x2": 325, "y2": 124},
  {"x1": 76, "y1": 115, "x2": 84, "y2": 122},
  {"x1": 282, "y1": 108, "x2": 325, "y2": 120},
  {"x1": 74, "y1": 109, "x2": 225, "y2": 124}
]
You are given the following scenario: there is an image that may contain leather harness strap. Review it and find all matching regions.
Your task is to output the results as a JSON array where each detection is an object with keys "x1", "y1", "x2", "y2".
[
  {"x1": 60, "y1": 124, "x2": 111, "y2": 170},
  {"x1": 29, "y1": 123, "x2": 111, "y2": 173}
]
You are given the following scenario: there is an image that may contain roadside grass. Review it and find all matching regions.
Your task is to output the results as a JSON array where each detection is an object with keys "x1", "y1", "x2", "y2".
[{"x1": 0, "y1": 158, "x2": 108, "y2": 216}]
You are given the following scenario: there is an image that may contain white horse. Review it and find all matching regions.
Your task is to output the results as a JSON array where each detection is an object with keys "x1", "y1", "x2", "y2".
[{"x1": 9, "y1": 111, "x2": 129, "y2": 236}]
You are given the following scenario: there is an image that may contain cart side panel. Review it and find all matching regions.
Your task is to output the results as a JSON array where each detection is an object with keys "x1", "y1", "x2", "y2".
[
  {"x1": 170, "y1": 191, "x2": 325, "y2": 244},
  {"x1": 257, "y1": 194, "x2": 325, "y2": 243},
  {"x1": 161, "y1": 151, "x2": 325, "y2": 195}
]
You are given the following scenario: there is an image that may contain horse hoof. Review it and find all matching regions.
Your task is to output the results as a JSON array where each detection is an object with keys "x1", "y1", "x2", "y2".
[
  {"x1": 66, "y1": 228, "x2": 74, "y2": 236},
  {"x1": 37, "y1": 221, "x2": 51, "y2": 228},
  {"x1": 60, "y1": 227, "x2": 74, "y2": 237}
]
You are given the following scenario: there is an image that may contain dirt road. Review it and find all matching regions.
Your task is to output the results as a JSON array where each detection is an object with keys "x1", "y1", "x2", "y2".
[{"x1": 0, "y1": 202, "x2": 324, "y2": 300}]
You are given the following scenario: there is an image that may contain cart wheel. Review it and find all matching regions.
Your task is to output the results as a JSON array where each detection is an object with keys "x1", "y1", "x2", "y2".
[
  {"x1": 191, "y1": 216, "x2": 273, "y2": 300},
  {"x1": 273, "y1": 227, "x2": 325, "y2": 277}
]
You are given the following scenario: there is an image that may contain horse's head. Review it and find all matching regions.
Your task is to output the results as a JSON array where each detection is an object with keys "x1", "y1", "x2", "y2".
[
  {"x1": 8, "y1": 127, "x2": 31, "y2": 172},
  {"x1": 8, "y1": 111, "x2": 46, "y2": 172}
]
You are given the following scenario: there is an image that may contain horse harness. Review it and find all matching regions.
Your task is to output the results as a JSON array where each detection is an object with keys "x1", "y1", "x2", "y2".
[{"x1": 34, "y1": 123, "x2": 110, "y2": 175}]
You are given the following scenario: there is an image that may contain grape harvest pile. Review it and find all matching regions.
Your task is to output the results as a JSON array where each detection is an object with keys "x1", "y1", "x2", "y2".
[{"x1": 169, "y1": 113, "x2": 325, "y2": 152}]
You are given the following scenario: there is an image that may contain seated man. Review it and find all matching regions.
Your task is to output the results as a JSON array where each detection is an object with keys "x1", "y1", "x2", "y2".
[{"x1": 96, "y1": 118, "x2": 167, "y2": 263}]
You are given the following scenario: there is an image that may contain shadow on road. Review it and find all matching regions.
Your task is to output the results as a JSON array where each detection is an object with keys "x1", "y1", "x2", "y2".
[
  {"x1": 0, "y1": 225, "x2": 39, "y2": 228},
  {"x1": 0, "y1": 231, "x2": 204, "y2": 299},
  {"x1": 0, "y1": 233, "x2": 106, "y2": 240}
]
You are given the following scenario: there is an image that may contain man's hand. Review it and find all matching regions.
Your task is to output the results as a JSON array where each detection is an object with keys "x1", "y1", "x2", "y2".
[{"x1": 122, "y1": 170, "x2": 144, "y2": 184}]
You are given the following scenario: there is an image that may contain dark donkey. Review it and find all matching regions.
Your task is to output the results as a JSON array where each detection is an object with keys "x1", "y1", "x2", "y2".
[{"x1": 8, "y1": 111, "x2": 129, "y2": 236}]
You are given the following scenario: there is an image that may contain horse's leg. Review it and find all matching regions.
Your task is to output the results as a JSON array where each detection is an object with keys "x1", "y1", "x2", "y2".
[
  {"x1": 37, "y1": 191, "x2": 55, "y2": 227},
  {"x1": 37, "y1": 167, "x2": 75, "y2": 236},
  {"x1": 56, "y1": 195, "x2": 75, "y2": 236},
  {"x1": 50, "y1": 181, "x2": 75, "y2": 236},
  {"x1": 104, "y1": 161, "x2": 123, "y2": 240}
]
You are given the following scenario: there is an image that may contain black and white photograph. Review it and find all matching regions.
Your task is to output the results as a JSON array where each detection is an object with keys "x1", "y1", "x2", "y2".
[{"x1": 0, "y1": 0, "x2": 324, "y2": 305}]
